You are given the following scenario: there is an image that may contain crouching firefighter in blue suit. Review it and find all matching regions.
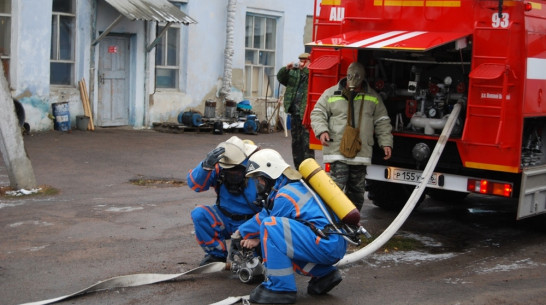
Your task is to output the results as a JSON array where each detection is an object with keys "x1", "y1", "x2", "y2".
[
  {"x1": 235, "y1": 149, "x2": 348, "y2": 304},
  {"x1": 188, "y1": 136, "x2": 261, "y2": 266}
]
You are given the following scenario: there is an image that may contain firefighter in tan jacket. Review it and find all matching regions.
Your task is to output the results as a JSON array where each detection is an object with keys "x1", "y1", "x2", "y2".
[{"x1": 310, "y1": 62, "x2": 393, "y2": 211}]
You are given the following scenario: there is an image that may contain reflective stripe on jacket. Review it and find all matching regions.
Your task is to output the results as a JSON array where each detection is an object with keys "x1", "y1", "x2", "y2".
[{"x1": 310, "y1": 79, "x2": 393, "y2": 165}]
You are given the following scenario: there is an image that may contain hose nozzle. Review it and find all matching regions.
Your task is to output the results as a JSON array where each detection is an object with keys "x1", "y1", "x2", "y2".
[{"x1": 357, "y1": 226, "x2": 372, "y2": 239}]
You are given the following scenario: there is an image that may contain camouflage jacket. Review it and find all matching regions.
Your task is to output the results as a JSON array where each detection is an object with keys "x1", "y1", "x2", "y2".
[{"x1": 277, "y1": 66, "x2": 309, "y2": 117}]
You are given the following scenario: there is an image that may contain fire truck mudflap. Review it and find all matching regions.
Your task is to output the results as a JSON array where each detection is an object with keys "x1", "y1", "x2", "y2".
[{"x1": 518, "y1": 165, "x2": 546, "y2": 219}]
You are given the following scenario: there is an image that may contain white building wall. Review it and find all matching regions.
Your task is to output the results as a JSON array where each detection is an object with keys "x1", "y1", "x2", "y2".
[
  {"x1": 11, "y1": 0, "x2": 54, "y2": 131},
  {"x1": 150, "y1": 0, "x2": 313, "y2": 125},
  {"x1": 10, "y1": 0, "x2": 313, "y2": 131},
  {"x1": 11, "y1": 0, "x2": 95, "y2": 131}
]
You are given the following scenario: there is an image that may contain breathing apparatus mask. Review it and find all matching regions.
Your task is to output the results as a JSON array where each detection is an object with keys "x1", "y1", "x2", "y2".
[
  {"x1": 219, "y1": 164, "x2": 247, "y2": 194},
  {"x1": 253, "y1": 173, "x2": 275, "y2": 210},
  {"x1": 346, "y1": 62, "x2": 365, "y2": 91},
  {"x1": 246, "y1": 148, "x2": 302, "y2": 210}
]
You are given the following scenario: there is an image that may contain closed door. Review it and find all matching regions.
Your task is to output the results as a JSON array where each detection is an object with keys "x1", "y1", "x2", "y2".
[{"x1": 97, "y1": 36, "x2": 130, "y2": 126}]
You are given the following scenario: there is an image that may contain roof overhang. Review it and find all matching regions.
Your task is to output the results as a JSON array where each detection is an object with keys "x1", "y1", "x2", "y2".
[
  {"x1": 94, "y1": 0, "x2": 197, "y2": 49},
  {"x1": 308, "y1": 30, "x2": 471, "y2": 51},
  {"x1": 105, "y1": 0, "x2": 197, "y2": 24}
]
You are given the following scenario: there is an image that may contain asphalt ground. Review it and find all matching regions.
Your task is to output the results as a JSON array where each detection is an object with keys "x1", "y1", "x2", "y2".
[{"x1": 1, "y1": 128, "x2": 546, "y2": 305}]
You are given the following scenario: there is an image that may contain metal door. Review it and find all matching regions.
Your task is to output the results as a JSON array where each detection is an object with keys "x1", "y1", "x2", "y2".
[{"x1": 97, "y1": 36, "x2": 130, "y2": 126}]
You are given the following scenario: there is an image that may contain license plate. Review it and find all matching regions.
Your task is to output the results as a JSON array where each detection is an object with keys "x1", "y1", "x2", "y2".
[{"x1": 391, "y1": 168, "x2": 439, "y2": 185}]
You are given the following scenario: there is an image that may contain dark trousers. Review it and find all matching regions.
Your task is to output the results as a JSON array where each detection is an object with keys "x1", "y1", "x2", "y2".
[
  {"x1": 329, "y1": 162, "x2": 367, "y2": 211},
  {"x1": 290, "y1": 115, "x2": 315, "y2": 169}
]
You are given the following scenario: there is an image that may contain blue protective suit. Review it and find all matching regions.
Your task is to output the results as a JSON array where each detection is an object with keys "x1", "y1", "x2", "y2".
[
  {"x1": 238, "y1": 175, "x2": 348, "y2": 292},
  {"x1": 188, "y1": 161, "x2": 260, "y2": 259}
]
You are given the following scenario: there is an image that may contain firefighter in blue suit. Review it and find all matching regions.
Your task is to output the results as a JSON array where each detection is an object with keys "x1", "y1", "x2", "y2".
[
  {"x1": 188, "y1": 136, "x2": 261, "y2": 266},
  {"x1": 236, "y1": 149, "x2": 347, "y2": 304}
]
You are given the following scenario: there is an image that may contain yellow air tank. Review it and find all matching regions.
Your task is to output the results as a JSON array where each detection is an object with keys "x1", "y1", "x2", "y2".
[{"x1": 299, "y1": 158, "x2": 360, "y2": 226}]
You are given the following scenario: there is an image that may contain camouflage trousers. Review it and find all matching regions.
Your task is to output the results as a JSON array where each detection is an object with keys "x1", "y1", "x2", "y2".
[
  {"x1": 290, "y1": 115, "x2": 315, "y2": 169},
  {"x1": 329, "y1": 162, "x2": 367, "y2": 211}
]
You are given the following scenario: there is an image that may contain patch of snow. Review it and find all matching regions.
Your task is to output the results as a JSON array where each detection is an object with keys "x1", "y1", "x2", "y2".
[
  {"x1": 0, "y1": 201, "x2": 26, "y2": 209},
  {"x1": 8, "y1": 221, "x2": 53, "y2": 228},
  {"x1": 476, "y1": 258, "x2": 539, "y2": 274},
  {"x1": 24, "y1": 245, "x2": 48, "y2": 252},
  {"x1": 5, "y1": 188, "x2": 42, "y2": 196},
  {"x1": 105, "y1": 206, "x2": 144, "y2": 212},
  {"x1": 444, "y1": 277, "x2": 472, "y2": 285},
  {"x1": 369, "y1": 250, "x2": 457, "y2": 266}
]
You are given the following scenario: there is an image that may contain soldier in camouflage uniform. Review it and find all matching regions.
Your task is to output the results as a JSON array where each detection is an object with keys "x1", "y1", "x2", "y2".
[
  {"x1": 310, "y1": 62, "x2": 393, "y2": 212},
  {"x1": 277, "y1": 52, "x2": 315, "y2": 169}
]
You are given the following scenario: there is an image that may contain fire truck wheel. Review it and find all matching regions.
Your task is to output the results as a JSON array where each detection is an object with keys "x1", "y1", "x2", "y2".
[
  {"x1": 366, "y1": 180, "x2": 424, "y2": 211},
  {"x1": 427, "y1": 189, "x2": 468, "y2": 203}
]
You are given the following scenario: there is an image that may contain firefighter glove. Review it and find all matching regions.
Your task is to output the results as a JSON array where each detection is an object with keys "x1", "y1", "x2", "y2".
[{"x1": 202, "y1": 147, "x2": 225, "y2": 170}]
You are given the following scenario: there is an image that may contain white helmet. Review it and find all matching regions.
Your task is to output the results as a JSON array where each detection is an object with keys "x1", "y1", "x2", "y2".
[
  {"x1": 246, "y1": 149, "x2": 302, "y2": 180},
  {"x1": 217, "y1": 136, "x2": 258, "y2": 168}
]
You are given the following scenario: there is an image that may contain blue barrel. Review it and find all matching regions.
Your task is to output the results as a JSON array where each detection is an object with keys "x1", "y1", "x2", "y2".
[{"x1": 52, "y1": 102, "x2": 71, "y2": 131}]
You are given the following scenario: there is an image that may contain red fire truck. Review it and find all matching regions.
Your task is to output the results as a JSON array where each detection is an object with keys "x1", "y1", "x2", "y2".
[{"x1": 303, "y1": 0, "x2": 546, "y2": 219}]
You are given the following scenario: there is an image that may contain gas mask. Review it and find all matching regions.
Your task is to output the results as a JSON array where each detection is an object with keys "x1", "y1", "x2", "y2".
[
  {"x1": 254, "y1": 175, "x2": 275, "y2": 210},
  {"x1": 346, "y1": 62, "x2": 365, "y2": 91}
]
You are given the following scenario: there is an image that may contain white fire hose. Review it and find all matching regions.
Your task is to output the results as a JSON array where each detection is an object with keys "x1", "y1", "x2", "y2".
[
  {"x1": 21, "y1": 103, "x2": 461, "y2": 305},
  {"x1": 18, "y1": 263, "x2": 227, "y2": 305},
  {"x1": 337, "y1": 101, "x2": 462, "y2": 266}
]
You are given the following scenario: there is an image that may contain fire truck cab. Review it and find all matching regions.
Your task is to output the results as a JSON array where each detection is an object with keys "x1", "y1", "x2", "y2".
[{"x1": 304, "y1": 0, "x2": 546, "y2": 219}]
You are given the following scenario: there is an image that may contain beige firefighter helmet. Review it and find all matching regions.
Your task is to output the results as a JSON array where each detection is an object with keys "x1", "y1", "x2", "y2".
[{"x1": 217, "y1": 136, "x2": 258, "y2": 168}]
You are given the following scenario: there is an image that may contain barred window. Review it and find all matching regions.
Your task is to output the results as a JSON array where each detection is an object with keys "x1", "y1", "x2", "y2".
[
  {"x1": 50, "y1": 0, "x2": 75, "y2": 85},
  {"x1": 0, "y1": 0, "x2": 11, "y2": 79},
  {"x1": 155, "y1": 24, "x2": 180, "y2": 89},
  {"x1": 244, "y1": 14, "x2": 276, "y2": 97}
]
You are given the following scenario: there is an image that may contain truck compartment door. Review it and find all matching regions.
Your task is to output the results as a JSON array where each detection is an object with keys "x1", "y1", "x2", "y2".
[{"x1": 518, "y1": 165, "x2": 546, "y2": 219}]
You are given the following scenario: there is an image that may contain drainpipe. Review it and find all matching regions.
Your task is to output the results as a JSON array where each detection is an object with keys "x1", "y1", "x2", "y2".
[
  {"x1": 219, "y1": 0, "x2": 237, "y2": 114},
  {"x1": 144, "y1": 21, "x2": 150, "y2": 128},
  {"x1": 89, "y1": 0, "x2": 97, "y2": 124}
]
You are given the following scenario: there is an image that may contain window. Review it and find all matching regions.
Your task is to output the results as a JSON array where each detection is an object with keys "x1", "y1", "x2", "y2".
[
  {"x1": 155, "y1": 24, "x2": 180, "y2": 89},
  {"x1": 245, "y1": 14, "x2": 276, "y2": 97},
  {"x1": 0, "y1": 0, "x2": 10, "y2": 79},
  {"x1": 51, "y1": 0, "x2": 75, "y2": 85}
]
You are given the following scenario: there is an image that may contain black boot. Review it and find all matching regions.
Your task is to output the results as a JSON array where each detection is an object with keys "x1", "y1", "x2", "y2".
[
  {"x1": 249, "y1": 284, "x2": 296, "y2": 304},
  {"x1": 307, "y1": 269, "x2": 342, "y2": 295},
  {"x1": 199, "y1": 254, "x2": 226, "y2": 266}
]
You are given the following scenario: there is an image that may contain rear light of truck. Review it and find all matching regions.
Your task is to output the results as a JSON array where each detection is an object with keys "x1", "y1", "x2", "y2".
[
  {"x1": 467, "y1": 179, "x2": 513, "y2": 197},
  {"x1": 324, "y1": 163, "x2": 331, "y2": 172}
]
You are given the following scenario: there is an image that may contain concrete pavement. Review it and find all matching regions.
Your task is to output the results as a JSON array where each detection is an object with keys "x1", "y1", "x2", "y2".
[
  {"x1": 0, "y1": 128, "x2": 297, "y2": 305},
  {"x1": 2, "y1": 128, "x2": 546, "y2": 305}
]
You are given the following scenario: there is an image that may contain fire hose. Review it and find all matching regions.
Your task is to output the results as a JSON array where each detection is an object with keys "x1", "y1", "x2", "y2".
[
  {"x1": 18, "y1": 262, "x2": 228, "y2": 305},
  {"x1": 337, "y1": 101, "x2": 462, "y2": 266},
  {"x1": 20, "y1": 102, "x2": 461, "y2": 305}
]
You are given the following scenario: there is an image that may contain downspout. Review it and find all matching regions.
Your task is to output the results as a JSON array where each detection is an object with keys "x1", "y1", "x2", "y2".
[
  {"x1": 144, "y1": 21, "x2": 150, "y2": 128},
  {"x1": 220, "y1": 0, "x2": 237, "y2": 109},
  {"x1": 88, "y1": 0, "x2": 97, "y2": 123}
]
